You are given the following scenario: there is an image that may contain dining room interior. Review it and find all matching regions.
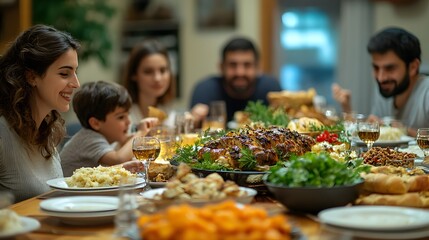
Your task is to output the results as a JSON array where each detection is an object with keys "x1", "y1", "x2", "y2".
[
  {"x1": 2, "y1": 0, "x2": 429, "y2": 239},
  {"x1": 1, "y1": 0, "x2": 429, "y2": 125}
]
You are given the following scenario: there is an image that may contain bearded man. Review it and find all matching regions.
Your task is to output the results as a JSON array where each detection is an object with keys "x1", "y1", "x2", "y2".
[
  {"x1": 333, "y1": 27, "x2": 429, "y2": 137},
  {"x1": 190, "y1": 37, "x2": 281, "y2": 122},
  {"x1": 367, "y1": 27, "x2": 429, "y2": 137}
]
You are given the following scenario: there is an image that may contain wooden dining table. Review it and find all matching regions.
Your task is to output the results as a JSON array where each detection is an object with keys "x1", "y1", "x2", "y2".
[{"x1": 8, "y1": 189, "x2": 427, "y2": 240}]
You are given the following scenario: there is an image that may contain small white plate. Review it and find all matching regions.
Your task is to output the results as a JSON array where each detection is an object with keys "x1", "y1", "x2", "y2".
[
  {"x1": 0, "y1": 216, "x2": 40, "y2": 238},
  {"x1": 318, "y1": 206, "x2": 429, "y2": 231},
  {"x1": 46, "y1": 177, "x2": 145, "y2": 191},
  {"x1": 40, "y1": 196, "x2": 119, "y2": 213}
]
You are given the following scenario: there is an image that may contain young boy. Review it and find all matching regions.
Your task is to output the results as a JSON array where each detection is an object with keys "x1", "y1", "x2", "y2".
[{"x1": 60, "y1": 81, "x2": 158, "y2": 177}]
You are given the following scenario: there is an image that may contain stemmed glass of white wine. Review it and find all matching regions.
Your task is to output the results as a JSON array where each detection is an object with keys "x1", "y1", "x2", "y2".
[
  {"x1": 132, "y1": 136, "x2": 160, "y2": 184},
  {"x1": 417, "y1": 128, "x2": 429, "y2": 164},
  {"x1": 357, "y1": 121, "x2": 380, "y2": 150}
]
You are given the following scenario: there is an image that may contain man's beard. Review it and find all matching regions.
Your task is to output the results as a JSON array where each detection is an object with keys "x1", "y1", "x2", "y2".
[
  {"x1": 223, "y1": 76, "x2": 254, "y2": 96},
  {"x1": 377, "y1": 71, "x2": 410, "y2": 98}
]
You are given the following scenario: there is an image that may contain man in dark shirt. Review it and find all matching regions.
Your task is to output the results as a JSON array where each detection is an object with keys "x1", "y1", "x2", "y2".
[{"x1": 190, "y1": 37, "x2": 281, "y2": 123}]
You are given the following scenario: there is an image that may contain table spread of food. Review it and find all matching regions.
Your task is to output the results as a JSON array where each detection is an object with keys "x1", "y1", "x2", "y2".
[{"x1": 4, "y1": 90, "x2": 428, "y2": 240}]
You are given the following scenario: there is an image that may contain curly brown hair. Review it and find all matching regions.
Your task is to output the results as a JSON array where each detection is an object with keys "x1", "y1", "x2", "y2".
[
  {"x1": 0, "y1": 24, "x2": 80, "y2": 159},
  {"x1": 121, "y1": 39, "x2": 176, "y2": 106}
]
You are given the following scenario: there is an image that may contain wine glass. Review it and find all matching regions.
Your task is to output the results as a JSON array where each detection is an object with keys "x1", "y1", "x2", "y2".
[
  {"x1": 357, "y1": 121, "x2": 380, "y2": 150},
  {"x1": 132, "y1": 136, "x2": 160, "y2": 184},
  {"x1": 417, "y1": 128, "x2": 429, "y2": 164}
]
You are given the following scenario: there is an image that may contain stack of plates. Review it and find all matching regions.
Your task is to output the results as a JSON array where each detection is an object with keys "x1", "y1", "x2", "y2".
[
  {"x1": 40, "y1": 196, "x2": 119, "y2": 225},
  {"x1": 46, "y1": 177, "x2": 146, "y2": 194},
  {"x1": 318, "y1": 206, "x2": 429, "y2": 239}
]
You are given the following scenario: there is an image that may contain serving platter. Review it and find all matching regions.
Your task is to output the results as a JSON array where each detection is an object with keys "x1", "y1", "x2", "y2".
[{"x1": 46, "y1": 177, "x2": 145, "y2": 191}]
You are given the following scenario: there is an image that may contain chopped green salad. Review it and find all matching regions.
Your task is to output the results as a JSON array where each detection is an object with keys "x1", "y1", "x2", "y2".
[{"x1": 265, "y1": 152, "x2": 370, "y2": 187}]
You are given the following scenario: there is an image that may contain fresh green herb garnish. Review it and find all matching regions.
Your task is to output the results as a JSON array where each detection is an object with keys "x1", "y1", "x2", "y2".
[
  {"x1": 266, "y1": 152, "x2": 370, "y2": 187},
  {"x1": 193, "y1": 152, "x2": 230, "y2": 171},
  {"x1": 309, "y1": 121, "x2": 345, "y2": 132},
  {"x1": 238, "y1": 148, "x2": 257, "y2": 170},
  {"x1": 244, "y1": 101, "x2": 289, "y2": 126}
]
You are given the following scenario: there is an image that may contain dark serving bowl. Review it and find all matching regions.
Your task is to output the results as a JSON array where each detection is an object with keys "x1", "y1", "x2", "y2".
[
  {"x1": 264, "y1": 180, "x2": 363, "y2": 213},
  {"x1": 191, "y1": 168, "x2": 268, "y2": 194}
]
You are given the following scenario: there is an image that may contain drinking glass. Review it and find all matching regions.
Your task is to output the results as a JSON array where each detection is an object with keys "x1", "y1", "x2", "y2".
[
  {"x1": 342, "y1": 112, "x2": 365, "y2": 141},
  {"x1": 114, "y1": 177, "x2": 139, "y2": 239},
  {"x1": 132, "y1": 136, "x2": 160, "y2": 184},
  {"x1": 207, "y1": 100, "x2": 227, "y2": 130},
  {"x1": 147, "y1": 126, "x2": 180, "y2": 161},
  {"x1": 417, "y1": 128, "x2": 429, "y2": 164},
  {"x1": 357, "y1": 121, "x2": 380, "y2": 150},
  {"x1": 174, "y1": 111, "x2": 194, "y2": 134}
]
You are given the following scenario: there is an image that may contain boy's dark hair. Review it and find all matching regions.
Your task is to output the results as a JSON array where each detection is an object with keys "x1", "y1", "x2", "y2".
[
  {"x1": 73, "y1": 81, "x2": 132, "y2": 129},
  {"x1": 367, "y1": 27, "x2": 421, "y2": 66},
  {"x1": 221, "y1": 37, "x2": 259, "y2": 62}
]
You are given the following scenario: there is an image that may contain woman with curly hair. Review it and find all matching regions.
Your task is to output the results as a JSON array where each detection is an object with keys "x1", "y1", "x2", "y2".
[{"x1": 0, "y1": 24, "x2": 80, "y2": 202}]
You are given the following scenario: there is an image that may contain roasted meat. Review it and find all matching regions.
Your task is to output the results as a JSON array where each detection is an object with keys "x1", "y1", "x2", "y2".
[{"x1": 198, "y1": 126, "x2": 316, "y2": 170}]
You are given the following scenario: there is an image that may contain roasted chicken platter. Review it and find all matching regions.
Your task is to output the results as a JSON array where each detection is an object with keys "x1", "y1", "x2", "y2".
[{"x1": 174, "y1": 125, "x2": 316, "y2": 171}]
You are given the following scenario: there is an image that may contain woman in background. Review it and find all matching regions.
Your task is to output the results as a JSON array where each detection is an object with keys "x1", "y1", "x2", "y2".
[
  {"x1": 121, "y1": 40, "x2": 208, "y2": 130},
  {"x1": 0, "y1": 25, "x2": 80, "y2": 202}
]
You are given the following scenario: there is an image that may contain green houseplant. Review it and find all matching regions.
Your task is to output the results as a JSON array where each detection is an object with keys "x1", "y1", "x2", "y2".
[{"x1": 32, "y1": 0, "x2": 116, "y2": 67}]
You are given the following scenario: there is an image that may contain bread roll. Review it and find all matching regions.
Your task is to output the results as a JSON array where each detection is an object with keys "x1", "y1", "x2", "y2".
[
  {"x1": 362, "y1": 173, "x2": 408, "y2": 194},
  {"x1": 407, "y1": 175, "x2": 429, "y2": 192},
  {"x1": 148, "y1": 106, "x2": 167, "y2": 122},
  {"x1": 356, "y1": 193, "x2": 425, "y2": 208}
]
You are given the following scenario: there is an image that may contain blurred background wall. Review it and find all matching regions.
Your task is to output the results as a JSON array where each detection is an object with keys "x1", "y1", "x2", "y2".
[{"x1": 1, "y1": 0, "x2": 428, "y2": 125}]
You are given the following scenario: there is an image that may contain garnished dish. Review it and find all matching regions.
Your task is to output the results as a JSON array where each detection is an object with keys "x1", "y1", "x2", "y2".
[
  {"x1": 312, "y1": 130, "x2": 355, "y2": 162},
  {"x1": 173, "y1": 126, "x2": 315, "y2": 172},
  {"x1": 140, "y1": 164, "x2": 257, "y2": 209}
]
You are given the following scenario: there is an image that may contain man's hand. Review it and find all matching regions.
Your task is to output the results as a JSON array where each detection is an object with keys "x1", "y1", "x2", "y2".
[{"x1": 332, "y1": 83, "x2": 352, "y2": 113}]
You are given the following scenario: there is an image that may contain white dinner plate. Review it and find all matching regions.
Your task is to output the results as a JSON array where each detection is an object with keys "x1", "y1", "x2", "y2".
[
  {"x1": 0, "y1": 216, "x2": 40, "y2": 238},
  {"x1": 46, "y1": 177, "x2": 145, "y2": 191},
  {"x1": 40, "y1": 196, "x2": 119, "y2": 213},
  {"x1": 318, "y1": 206, "x2": 429, "y2": 231},
  {"x1": 353, "y1": 135, "x2": 414, "y2": 147},
  {"x1": 40, "y1": 208, "x2": 116, "y2": 226}
]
